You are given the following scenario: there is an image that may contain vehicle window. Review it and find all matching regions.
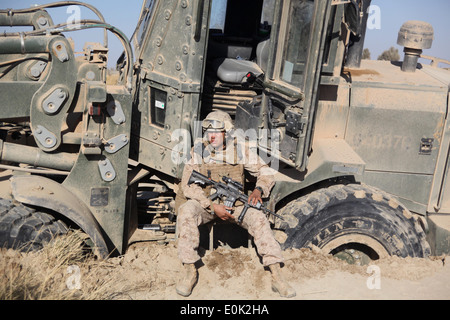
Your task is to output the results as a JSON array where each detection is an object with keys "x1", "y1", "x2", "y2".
[
  {"x1": 210, "y1": 0, "x2": 228, "y2": 32},
  {"x1": 210, "y1": 0, "x2": 275, "y2": 33},
  {"x1": 136, "y1": 0, "x2": 156, "y2": 48},
  {"x1": 261, "y1": 0, "x2": 275, "y2": 25},
  {"x1": 280, "y1": 0, "x2": 314, "y2": 87},
  {"x1": 150, "y1": 87, "x2": 166, "y2": 127}
]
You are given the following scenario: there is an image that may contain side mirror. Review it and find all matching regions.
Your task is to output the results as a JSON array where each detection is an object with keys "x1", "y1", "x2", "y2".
[{"x1": 344, "y1": 0, "x2": 363, "y2": 36}]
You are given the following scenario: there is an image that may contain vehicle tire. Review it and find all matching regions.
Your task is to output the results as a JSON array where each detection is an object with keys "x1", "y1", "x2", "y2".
[
  {"x1": 0, "y1": 198, "x2": 68, "y2": 252},
  {"x1": 277, "y1": 184, "x2": 430, "y2": 261}
]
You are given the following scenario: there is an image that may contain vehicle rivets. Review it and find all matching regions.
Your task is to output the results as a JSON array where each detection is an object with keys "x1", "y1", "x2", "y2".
[{"x1": 164, "y1": 10, "x2": 172, "y2": 20}]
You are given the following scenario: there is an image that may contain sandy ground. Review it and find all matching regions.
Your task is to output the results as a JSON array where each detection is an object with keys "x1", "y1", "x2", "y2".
[
  {"x1": 120, "y1": 243, "x2": 450, "y2": 300},
  {"x1": 1, "y1": 229, "x2": 449, "y2": 301},
  {"x1": 107, "y1": 230, "x2": 450, "y2": 300}
]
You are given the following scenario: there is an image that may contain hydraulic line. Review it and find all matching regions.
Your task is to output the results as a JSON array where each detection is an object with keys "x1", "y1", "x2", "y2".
[
  {"x1": 0, "y1": 1, "x2": 108, "y2": 47},
  {"x1": 0, "y1": 140, "x2": 76, "y2": 171},
  {"x1": 5, "y1": 20, "x2": 134, "y2": 91},
  {"x1": 0, "y1": 163, "x2": 69, "y2": 176}
]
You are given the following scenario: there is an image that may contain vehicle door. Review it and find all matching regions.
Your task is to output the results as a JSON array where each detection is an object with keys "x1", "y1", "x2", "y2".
[
  {"x1": 262, "y1": 0, "x2": 333, "y2": 170},
  {"x1": 131, "y1": 0, "x2": 210, "y2": 178}
]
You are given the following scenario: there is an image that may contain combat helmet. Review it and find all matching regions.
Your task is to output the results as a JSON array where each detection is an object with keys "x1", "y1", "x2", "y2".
[{"x1": 202, "y1": 111, "x2": 233, "y2": 132}]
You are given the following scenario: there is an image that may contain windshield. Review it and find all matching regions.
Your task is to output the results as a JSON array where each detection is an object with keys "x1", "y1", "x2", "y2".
[
  {"x1": 280, "y1": 0, "x2": 314, "y2": 88},
  {"x1": 133, "y1": 0, "x2": 156, "y2": 51}
]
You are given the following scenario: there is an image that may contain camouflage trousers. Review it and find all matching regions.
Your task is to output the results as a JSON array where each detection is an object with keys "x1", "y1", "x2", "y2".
[{"x1": 177, "y1": 199, "x2": 284, "y2": 266}]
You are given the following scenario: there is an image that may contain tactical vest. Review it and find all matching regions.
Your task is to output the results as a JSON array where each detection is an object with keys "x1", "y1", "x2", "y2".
[
  {"x1": 175, "y1": 139, "x2": 245, "y2": 213},
  {"x1": 199, "y1": 140, "x2": 244, "y2": 196}
]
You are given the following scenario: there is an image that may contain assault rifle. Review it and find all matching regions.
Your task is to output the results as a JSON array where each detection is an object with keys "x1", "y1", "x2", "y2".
[{"x1": 188, "y1": 170, "x2": 284, "y2": 223}]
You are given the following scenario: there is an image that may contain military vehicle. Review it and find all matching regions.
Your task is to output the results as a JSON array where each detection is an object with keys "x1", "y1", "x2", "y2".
[{"x1": 0, "y1": 0, "x2": 448, "y2": 264}]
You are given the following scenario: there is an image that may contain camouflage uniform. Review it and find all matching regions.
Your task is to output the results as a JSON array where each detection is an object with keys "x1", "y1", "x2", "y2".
[{"x1": 177, "y1": 135, "x2": 284, "y2": 267}]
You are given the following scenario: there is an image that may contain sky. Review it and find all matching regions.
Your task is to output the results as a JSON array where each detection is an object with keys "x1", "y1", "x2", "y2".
[
  {"x1": 366, "y1": 0, "x2": 450, "y2": 65},
  {"x1": 1, "y1": 0, "x2": 449, "y2": 68}
]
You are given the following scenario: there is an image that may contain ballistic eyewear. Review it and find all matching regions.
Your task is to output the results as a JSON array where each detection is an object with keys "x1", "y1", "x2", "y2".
[{"x1": 202, "y1": 119, "x2": 225, "y2": 130}]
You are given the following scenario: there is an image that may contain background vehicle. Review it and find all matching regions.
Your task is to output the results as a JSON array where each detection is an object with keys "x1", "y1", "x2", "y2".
[{"x1": 0, "y1": 0, "x2": 448, "y2": 264}]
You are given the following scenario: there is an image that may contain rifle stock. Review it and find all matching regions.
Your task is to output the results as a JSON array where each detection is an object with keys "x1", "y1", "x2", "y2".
[{"x1": 188, "y1": 170, "x2": 213, "y2": 186}]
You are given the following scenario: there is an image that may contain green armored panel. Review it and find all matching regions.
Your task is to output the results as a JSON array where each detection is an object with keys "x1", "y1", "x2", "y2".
[{"x1": 345, "y1": 60, "x2": 448, "y2": 212}]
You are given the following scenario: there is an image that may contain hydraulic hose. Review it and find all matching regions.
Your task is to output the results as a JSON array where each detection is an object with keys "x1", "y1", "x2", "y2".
[
  {"x1": 6, "y1": 20, "x2": 134, "y2": 91},
  {"x1": 0, "y1": 1, "x2": 108, "y2": 47}
]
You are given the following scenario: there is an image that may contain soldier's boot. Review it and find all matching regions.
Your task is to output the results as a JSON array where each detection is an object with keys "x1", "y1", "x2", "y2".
[
  {"x1": 176, "y1": 263, "x2": 198, "y2": 297},
  {"x1": 269, "y1": 263, "x2": 296, "y2": 298}
]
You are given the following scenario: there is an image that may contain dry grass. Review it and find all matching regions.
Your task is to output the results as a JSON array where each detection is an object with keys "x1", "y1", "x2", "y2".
[{"x1": 0, "y1": 231, "x2": 122, "y2": 300}]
